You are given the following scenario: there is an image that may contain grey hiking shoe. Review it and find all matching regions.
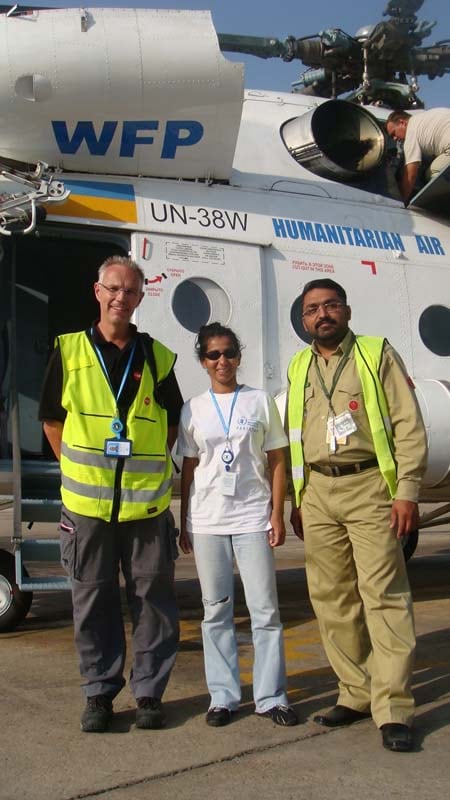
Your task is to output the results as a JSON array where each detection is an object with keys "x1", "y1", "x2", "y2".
[
  {"x1": 80, "y1": 695, "x2": 113, "y2": 733},
  {"x1": 135, "y1": 697, "x2": 165, "y2": 729}
]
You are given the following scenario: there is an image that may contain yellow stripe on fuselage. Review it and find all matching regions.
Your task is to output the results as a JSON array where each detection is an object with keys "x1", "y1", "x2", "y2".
[{"x1": 48, "y1": 194, "x2": 137, "y2": 223}]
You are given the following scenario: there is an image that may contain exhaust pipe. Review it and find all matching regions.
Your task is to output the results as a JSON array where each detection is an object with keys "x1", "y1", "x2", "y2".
[{"x1": 282, "y1": 100, "x2": 386, "y2": 181}]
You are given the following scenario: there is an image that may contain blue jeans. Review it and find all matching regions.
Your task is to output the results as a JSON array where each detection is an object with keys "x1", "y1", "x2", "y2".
[{"x1": 191, "y1": 531, "x2": 288, "y2": 713}]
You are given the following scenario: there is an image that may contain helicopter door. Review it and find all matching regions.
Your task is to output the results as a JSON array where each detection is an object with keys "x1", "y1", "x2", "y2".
[
  {"x1": 404, "y1": 261, "x2": 450, "y2": 378},
  {"x1": 408, "y1": 165, "x2": 450, "y2": 219},
  {"x1": 262, "y1": 246, "x2": 412, "y2": 399},
  {"x1": 131, "y1": 232, "x2": 265, "y2": 401}
]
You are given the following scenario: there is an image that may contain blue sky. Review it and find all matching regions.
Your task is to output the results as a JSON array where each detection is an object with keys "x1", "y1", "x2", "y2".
[{"x1": 33, "y1": 1, "x2": 450, "y2": 106}]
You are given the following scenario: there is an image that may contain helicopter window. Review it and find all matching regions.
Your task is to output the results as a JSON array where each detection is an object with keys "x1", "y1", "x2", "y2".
[
  {"x1": 172, "y1": 278, "x2": 231, "y2": 333},
  {"x1": 290, "y1": 297, "x2": 312, "y2": 345},
  {"x1": 418, "y1": 306, "x2": 450, "y2": 357}
]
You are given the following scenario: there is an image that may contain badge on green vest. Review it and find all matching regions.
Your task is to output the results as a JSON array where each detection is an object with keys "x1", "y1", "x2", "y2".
[
  {"x1": 104, "y1": 437, "x2": 133, "y2": 457},
  {"x1": 104, "y1": 417, "x2": 133, "y2": 457}
]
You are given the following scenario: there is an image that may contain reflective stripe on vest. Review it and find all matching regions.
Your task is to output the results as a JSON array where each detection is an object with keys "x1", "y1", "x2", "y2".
[
  {"x1": 59, "y1": 331, "x2": 175, "y2": 521},
  {"x1": 60, "y1": 474, "x2": 173, "y2": 505},
  {"x1": 60, "y1": 442, "x2": 167, "y2": 473},
  {"x1": 287, "y1": 336, "x2": 397, "y2": 506}
]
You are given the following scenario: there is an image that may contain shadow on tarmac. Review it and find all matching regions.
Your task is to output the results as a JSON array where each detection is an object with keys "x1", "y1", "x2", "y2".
[
  {"x1": 1, "y1": 555, "x2": 449, "y2": 800},
  {"x1": 413, "y1": 627, "x2": 450, "y2": 747}
]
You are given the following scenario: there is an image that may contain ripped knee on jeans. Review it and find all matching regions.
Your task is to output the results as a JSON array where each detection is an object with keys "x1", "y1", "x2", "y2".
[{"x1": 203, "y1": 595, "x2": 229, "y2": 606}]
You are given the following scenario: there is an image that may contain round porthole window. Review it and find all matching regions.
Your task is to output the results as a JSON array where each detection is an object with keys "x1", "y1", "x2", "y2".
[
  {"x1": 419, "y1": 305, "x2": 450, "y2": 357},
  {"x1": 290, "y1": 296, "x2": 312, "y2": 345},
  {"x1": 172, "y1": 278, "x2": 231, "y2": 333}
]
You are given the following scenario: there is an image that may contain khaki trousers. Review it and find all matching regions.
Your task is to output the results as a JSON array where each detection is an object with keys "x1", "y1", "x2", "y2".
[
  {"x1": 427, "y1": 152, "x2": 450, "y2": 179},
  {"x1": 301, "y1": 467, "x2": 415, "y2": 727}
]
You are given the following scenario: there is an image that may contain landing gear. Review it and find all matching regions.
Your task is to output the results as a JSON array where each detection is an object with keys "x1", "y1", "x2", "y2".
[{"x1": 0, "y1": 549, "x2": 32, "y2": 633}]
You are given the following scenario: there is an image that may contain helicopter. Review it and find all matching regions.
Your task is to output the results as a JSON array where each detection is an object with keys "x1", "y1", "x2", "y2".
[{"x1": 0, "y1": 1, "x2": 450, "y2": 631}]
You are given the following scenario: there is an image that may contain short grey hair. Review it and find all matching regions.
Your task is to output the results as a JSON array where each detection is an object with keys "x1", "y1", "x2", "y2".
[{"x1": 98, "y1": 255, "x2": 145, "y2": 289}]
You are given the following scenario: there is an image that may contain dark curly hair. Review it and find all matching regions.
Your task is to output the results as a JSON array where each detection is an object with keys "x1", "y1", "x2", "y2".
[
  {"x1": 195, "y1": 322, "x2": 243, "y2": 361},
  {"x1": 299, "y1": 279, "x2": 347, "y2": 312}
]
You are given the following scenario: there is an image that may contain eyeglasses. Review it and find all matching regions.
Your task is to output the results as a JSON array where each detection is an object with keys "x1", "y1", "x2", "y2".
[
  {"x1": 98, "y1": 282, "x2": 141, "y2": 298},
  {"x1": 203, "y1": 348, "x2": 239, "y2": 361},
  {"x1": 302, "y1": 300, "x2": 346, "y2": 318}
]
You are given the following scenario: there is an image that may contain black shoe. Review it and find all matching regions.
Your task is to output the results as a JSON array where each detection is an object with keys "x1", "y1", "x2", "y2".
[
  {"x1": 81, "y1": 695, "x2": 113, "y2": 733},
  {"x1": 206, "y1": 707, "x2": 232, "y2": 727},
  {"x1": 314, "y1": 704, "x2": 371, "y2": 728},
  {"x1": 259, "y1": 705, "x2": 299, "y2": 726},
  {"x1": 136, "y1": 697, "x2": 165, "y2": 729},
  {"x1": 381, "y1": 723, "x2": 413, "y2": 752}
]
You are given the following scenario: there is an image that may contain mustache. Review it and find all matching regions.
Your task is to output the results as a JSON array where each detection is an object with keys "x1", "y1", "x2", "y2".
[{"x1": 315, "y1": 317, "x2": 336, "y2": 330}]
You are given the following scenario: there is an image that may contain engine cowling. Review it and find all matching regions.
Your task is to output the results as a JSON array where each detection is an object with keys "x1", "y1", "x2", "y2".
[{"x1": 281, "y1": 100, "x2": 386, "y2": 181}]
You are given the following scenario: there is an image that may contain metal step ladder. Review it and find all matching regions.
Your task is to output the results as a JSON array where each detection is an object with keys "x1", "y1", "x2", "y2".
[
  {"x1": 8, "y1": 238, "x2": 70, "y2": 594},
  {"x1": 16, "y1": 541, "x2": 69, "y2": 592},
  {"x1": 11, "y1": 496, "x2": 70, "y2": 596}
]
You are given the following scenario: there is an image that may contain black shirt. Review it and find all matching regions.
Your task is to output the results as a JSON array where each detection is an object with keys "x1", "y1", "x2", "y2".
[{"x1": 39, "y1": 323, "x2": 183, "y2": 426}]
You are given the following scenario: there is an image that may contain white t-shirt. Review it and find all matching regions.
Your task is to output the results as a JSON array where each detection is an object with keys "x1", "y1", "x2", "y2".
[
  {"x1": 177, "y1": 385, "x2": 288, "y2": 534},
  {"x1": 404, "y1": 108, "x2": 450, "y2": 165}
]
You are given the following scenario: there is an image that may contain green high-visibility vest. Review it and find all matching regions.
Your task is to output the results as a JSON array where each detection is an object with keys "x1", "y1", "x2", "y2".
[
  {"x1": 287, "y1": 336, "x2": 397, "y2": 506},
  {"x1": 59, "y1": 331, "x2": 175, "y2": 521}
]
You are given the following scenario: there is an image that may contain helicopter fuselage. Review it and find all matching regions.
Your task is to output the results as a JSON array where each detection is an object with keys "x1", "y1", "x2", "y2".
[{"x1": 1, "y1": 8, "x2": 449, "y2": 505}]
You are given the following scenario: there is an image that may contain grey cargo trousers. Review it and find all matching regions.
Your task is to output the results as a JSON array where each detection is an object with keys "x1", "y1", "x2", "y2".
[{"x1": 60, "y1": 505, "x2": 179, "y2": 700}]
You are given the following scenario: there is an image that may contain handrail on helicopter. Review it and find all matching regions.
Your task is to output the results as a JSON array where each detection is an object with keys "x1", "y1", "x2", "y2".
[{"x1": 0, "y1": 161, "x2": 69, "y2": 235}]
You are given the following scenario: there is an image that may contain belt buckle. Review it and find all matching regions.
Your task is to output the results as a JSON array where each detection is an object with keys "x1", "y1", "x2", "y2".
[{"x1": 321, "y1": 465, "x2": 338, "y2": 477}]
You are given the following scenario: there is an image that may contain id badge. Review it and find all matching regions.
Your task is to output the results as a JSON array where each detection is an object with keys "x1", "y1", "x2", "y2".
[
  {"x1": 326, "y1": 417, "x2": 336, "y2": 452},
  {"x1": 326, "y1": 417, "x2": 348, "y2": 449},
  {"x1": 333, "y1": 411, "x2": 357, "y2": 437},
  {"x1": 104, "y1": 438, "x2": 132, "y2": 457},
  {"x1": 219, "y1": 472, "x2": 237, "y2": 496}
]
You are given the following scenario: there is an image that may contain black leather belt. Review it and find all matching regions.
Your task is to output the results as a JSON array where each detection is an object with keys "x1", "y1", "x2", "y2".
[{"x1": 308, "y1": 458, "x2": 378, "y2": 477}]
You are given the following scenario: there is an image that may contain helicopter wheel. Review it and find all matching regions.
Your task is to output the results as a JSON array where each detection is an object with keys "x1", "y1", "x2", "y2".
[{"x1": 0, "y1": 550, "x2": 33, "y2": 633}]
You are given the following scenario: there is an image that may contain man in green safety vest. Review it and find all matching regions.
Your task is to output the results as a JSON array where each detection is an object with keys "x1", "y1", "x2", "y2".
[
  {"x1": 40, "y1": 255, "x2": 183, "y2": 733},
  {"x1": 287, "y1": 278, "x2": 427, "y2": 752}
]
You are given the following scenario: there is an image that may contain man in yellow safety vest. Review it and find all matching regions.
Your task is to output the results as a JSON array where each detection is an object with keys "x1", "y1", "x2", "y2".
[
  {"x1": 40, "y1": 255, "x2": 183, "y2": 733},
  {"x1": 287, "y1": 278, "x2": 427, "y2": 752}
]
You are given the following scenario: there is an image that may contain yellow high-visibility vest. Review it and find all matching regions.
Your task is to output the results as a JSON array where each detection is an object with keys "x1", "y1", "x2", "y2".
[
  {"x1": 287, "y1": 336, "x2": 396, "y2": 506},
  {"x1": 59, "y1": 331, "x2": 175, "y2": 521}
]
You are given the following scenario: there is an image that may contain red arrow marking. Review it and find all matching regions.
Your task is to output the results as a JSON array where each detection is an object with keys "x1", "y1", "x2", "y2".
[
  {"x1": 361, "y1": 260, "x2": 377, "y2": 275},
  {"x1": 147, "y1": 275, "x2": 163, "y2": 284}
]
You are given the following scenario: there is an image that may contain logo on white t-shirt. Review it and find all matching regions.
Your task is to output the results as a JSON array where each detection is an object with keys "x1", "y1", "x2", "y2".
[{"x1": 237, "y1": 416, "x2": 260, "y2": 432}]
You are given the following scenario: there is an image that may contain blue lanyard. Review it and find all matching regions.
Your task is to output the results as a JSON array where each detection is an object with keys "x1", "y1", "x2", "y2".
[
  {"x1": 92, "y1": 329, "x2": 136, "y2": 408},
  {"x1": 209, "y1": 385, "x2": 242, "y2": 444}
]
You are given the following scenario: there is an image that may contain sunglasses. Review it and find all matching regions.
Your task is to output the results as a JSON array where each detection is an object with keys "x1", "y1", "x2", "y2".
[{"x1": 203, "y1": 348, "x2": 239, "y2": 361}]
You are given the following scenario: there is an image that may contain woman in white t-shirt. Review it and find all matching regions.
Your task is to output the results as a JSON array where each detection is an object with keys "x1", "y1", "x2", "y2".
[{"x1": 177, "y1": 322, "x2": 297, "y2": 728}]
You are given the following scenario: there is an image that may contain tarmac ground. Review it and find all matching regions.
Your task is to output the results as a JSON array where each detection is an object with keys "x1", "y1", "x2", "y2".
[{"x1": 1, "y1": 503, "x2": 450, "y2": 800}]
